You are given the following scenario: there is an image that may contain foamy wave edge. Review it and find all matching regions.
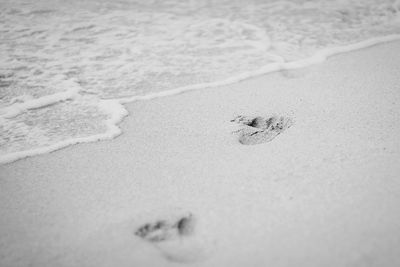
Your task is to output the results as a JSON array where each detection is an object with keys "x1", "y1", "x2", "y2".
[
  {"x1": 0, "y1": 99, "x2": 128, "y2": 164},
  {"x1": 2, "y1": 34, "x2": 400, "y2": 165}
]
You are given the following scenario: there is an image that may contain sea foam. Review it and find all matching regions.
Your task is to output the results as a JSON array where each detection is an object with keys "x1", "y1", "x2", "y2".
[{"x1": 1, "y1": 0, "x2": 400, "y2": 164}]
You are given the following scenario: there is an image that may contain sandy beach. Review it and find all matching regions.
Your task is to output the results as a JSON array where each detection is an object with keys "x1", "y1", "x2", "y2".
[{"x1": 1, "y1": 41, "x2": 400, "y2": 266}]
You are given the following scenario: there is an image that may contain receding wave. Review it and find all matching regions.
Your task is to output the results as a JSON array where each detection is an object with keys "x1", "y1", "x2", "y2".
[{"x1": 1, "y1": 0, "x2": 400, "y2": 164}]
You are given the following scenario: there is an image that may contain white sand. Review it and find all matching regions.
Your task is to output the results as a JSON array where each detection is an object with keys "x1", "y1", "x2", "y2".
[{"x1": 1, "y1": 41, "x2": 400, "y2": 267}]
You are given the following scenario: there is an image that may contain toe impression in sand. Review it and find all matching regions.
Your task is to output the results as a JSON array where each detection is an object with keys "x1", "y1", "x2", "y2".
[
  {"x1": 135, "y1": 214, "x2": 206, "y2": 263},
  {"x1": 232, "y1": 115, "x2": 293, "y2": 145}
]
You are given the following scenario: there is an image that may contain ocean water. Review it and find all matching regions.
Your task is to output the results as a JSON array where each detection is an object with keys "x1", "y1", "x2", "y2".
[{"x1": 1, "y1": 0, "x2": 400, "y2": 164}]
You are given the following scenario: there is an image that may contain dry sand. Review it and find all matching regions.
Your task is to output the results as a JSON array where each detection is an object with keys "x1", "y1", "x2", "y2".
[{"x1": 1, "y1": 41, "x2": 400, "y2": 267}]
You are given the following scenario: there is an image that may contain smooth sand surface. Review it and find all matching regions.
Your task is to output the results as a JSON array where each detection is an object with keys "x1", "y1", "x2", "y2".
[{"x1": 1, "y1": 41, "x2": 400, "y2": 267}]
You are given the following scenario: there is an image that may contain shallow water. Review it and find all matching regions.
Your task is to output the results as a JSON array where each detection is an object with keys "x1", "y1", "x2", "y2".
[{"x1": 1, "y1": 0, "x2": 400, "y2": 163}]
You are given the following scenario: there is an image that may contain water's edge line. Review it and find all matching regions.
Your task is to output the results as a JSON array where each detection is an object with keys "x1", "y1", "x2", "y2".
[
  {"x1": 119, "y1": 34, "x2": 400, "y2": 103},
  {"x1": 0, "y1": 99, "x2": 129, "y2": 165},
  {"x1": 1, "y1": 34, "x2": 400, "y2": 165}
]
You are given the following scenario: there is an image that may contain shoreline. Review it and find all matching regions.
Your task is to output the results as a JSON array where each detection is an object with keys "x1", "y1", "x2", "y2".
[
  {"x1": 1, "y1": 41, "x2": 400, "y2": 266},
  {"x1": 2, "y1": 35, "x2": 400, "y2": 165}
]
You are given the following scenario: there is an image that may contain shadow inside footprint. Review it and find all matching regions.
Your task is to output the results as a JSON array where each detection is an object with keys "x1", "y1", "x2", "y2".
[
  {"x1": 232, "y1": 115, "x2": 293, "y2": 145},
  {"x1": 135, "y1": 214, "x2": 204, "y2": 263},
  {"x1": 135, "y1": 214, "x2": 194, "y2": 242},
  {"x1": 135, "y1": 220, "x2": 170, "y2": 242}
]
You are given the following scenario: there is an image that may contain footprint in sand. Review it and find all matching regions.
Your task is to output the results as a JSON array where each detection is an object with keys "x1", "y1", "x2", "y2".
[
  {"x1": 232, "y1": 115, "x2": 293, "y2": 145},
  {"x1": 135, "y1": 214, "x2": 208, "y2": 263}
]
